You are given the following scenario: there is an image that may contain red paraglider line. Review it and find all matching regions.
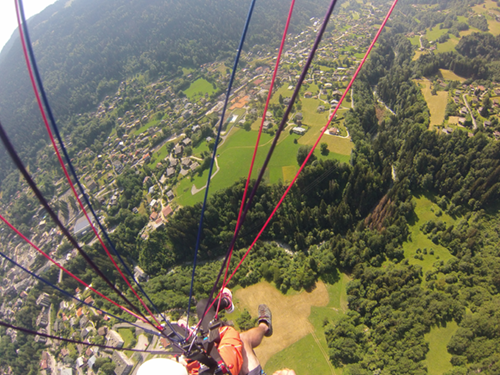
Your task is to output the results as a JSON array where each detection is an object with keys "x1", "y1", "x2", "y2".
[
  {"x1": 224, "y1": 0, "x2": 400, "y2": 288},
  {"x1": 0, "y1": 321, "x2": 181, "y2": 354},
  {"x1": 0, "y1": 213, "x2": 147, "y2": 322},
  {"x1": 14, "y1": 0, "x2": 161, "y2": 330},
  {"x1": 216, "y1": 0, "x2": 297, "y2": 318}
]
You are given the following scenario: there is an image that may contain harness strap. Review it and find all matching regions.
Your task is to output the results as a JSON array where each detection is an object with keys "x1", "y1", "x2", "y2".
[{"x1": 186, "y1": 319, "x2": 229, "y2": 375}]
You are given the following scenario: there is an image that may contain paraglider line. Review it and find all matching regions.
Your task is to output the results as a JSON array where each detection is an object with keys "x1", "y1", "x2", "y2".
[
  {"x1": 216, "y1": 0, "x2": 297, "y2": 318},
  {"x1": 0, "y1": 321, "x2": 181, "y2": 354},
  {"x1": 0, "y1": 119, "x2": 154, "y2": 327},
  {"x1": 0, "y1": 213, "x2": 147, "y2": 322},
  {"x1": 15, "y1": 0, "x2": 166, "y2": 329},
  {"x1": 0, "y1": 248, "x2": 156, "y2": 332},
  {"x1": 186, "y1": 0, "x2": 258, "y2": 327},
  {"x1": 225, "y1": 0, "x2": 400, "y2": 287}
]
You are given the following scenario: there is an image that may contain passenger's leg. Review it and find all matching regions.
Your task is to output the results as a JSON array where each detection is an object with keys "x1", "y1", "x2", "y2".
[{"x1": 239, "y1": 323, "x2": 269, "y2": 374}]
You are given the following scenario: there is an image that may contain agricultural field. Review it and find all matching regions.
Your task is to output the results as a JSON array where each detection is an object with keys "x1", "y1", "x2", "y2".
[
  {"x1": 183, "y1": 78, "x2": 216, "y2": 101},
  {"x1": 234, "y1": 281, "x2": 329, "y2": 367},
  {"x1": 263, "y1": 274, "x2": 350, "y2": 375},
  {"x1": 425, "y1": 321, "x2": 459, "y2": 375},
  {"x1": 175, "y1": 125, "x2": 351, "y2": 207},
  {"x1": 402, "y1": 193, "x2": 455, "y2": 276},
  {"x1": 415, "y1": 79, "x2": 447, "y2": 129},
  {"x1": 231, "y1": 277, "x2": 350, "y2": 375},
  {"x1": 439, "y1": 69, "x2": 466, "y2": 83}
]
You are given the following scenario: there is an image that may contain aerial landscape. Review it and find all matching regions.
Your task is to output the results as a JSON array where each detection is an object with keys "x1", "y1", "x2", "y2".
[{"x1": 0, "y1": 0, "x2": 500, "y2": 374}]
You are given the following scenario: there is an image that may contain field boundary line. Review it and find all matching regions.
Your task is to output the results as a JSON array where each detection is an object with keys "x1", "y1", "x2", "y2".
[{"x1": 311, "y1": 330, "x2": 336, "y2": 375}]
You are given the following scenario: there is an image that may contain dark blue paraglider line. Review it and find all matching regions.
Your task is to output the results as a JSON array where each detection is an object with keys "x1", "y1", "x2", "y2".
[
  {"x1": 186, "y1": 0, "x2": 258, "y2": 325},
  {"x1": 16, "y1": 0, "x2": 175, "y2": 333}
]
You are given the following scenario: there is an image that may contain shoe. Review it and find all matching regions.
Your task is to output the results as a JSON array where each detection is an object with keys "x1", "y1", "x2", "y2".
[
  {"x1": 221, "y1": 287, "x2": 234, "y2": 314},
  {"x1": 258, "y1": 304, "x2": 272, "y2": 337}
]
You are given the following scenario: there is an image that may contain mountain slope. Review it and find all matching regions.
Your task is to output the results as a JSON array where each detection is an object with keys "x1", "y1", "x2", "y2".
[{"x1": 0, "y1": 0, "x2": 329, "y2": 183}]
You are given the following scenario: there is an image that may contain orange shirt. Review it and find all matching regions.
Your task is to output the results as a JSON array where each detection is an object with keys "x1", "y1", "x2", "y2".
[{"x1": 187, "y1": 326, "x2": 243, "y2": 375}]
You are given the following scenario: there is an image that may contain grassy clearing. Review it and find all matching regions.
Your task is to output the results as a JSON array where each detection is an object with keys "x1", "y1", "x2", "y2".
[
  {"x1": 265, "y1": 334, "x2": 337, "y2": 375},
  {"x1": 148, "y1": 144, "x2": 171, "y2": 167},
  {"x1": 134, "y1": 119, "x2": 160, "y2": 135},
  {"x1": 282, "y1": 165, "x2": 297, "y2": 183},
  {"x1": 403, "y1": 193, "x2": 455, "y2": 276},
  {"x1": 409, "y1": 36, "x2": 420, "y2": 46},
  {"x1": 192, "y1": 139, "x2": 210, "y2": 158},
  {"x1": 425, "y1": 321, "x2": 459, "y2": 375},
  {"x1": 235, "y1": 281, "x2": 329, "y2": 367},
  {"x1": 183, "y1": 78, "x2": 215, "y2": 101},
  {"x1": 436, "y1": 37, "x2": 459, "y2": 53},
  {"x1": 426, "y1": 26, "x2": 448, "y2": 41},
  {"x1": 413, "y1": 50, "x2": 428, "y2": 61},
  {"x1": 118, "y1": 328, "x2": 135, "y2": 348},
  {"x1": 264, "y1": 274, "x2": 349, "y2": 375},
  {"x1": 415, "y1": 79, "x2": 447, "y2": 129},
  {"x1": 302, "y1": 98, "x2": 329, "y2": 125},
  {"x1": 439, "y1": 69, "x2": 466, "y2": 82},
  {"x1": 487, "y1": 19, "x2": 500, "y2": 35},
  {"x1": 472, "y1": 0, "x2": 500, "y2": 14}
]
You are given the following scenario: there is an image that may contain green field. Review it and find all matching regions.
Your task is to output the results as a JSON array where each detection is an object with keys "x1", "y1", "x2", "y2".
[
  {"x1": 426, "y1": 25, "x2": 448, "y2": 41},
  {"x1": 403, "y1": 193, "x2": 455, "y2": 276},
  {"x1": 175, "y1": 128, "x2": 350, "y2": 207},
  {"x1": 118, "y1": 328, "x2": 136, "y2": 348},
  {"x1": 264, "y1": 274, "x2": 349, "y2": 375},
  {"x1": 134, "y1": 119, "x2": 160, "y2": 135},
  {"x1": 192, "y1": 138, "x2": 210, "y2": 158},
  {"x1": 439, "y1": 69, "x2": 466, "y2": 83},
  {"x1": 183, "y1": 78, "x2": 216, "y2": 101},
  {"x1": 148, "y1": 143, "x2": 171, "y2": 167},
  {"x1": 487, "y1": 18, "x2": 500, "y2": 35},
  {"x1": 425, "y1": 321, "x2": 458, "y2": 375},
  {"x1": 265, "y1": 334, "x2": 337, "y2": 375},
  {"x1": 435, "y1": 33, "x2": 461, "y2": 53},
  {"x1": 415, "y1": 79, "x2": 447, "y2": 129}
]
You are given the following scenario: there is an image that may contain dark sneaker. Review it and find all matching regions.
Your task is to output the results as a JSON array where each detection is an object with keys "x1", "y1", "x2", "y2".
[{"x1": 258, "y1": 304, "x2": 273, "y2": 337}]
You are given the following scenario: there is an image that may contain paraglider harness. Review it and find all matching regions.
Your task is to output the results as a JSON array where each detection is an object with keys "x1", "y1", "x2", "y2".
[{"x1": 163, "y1": 319, "x2": 230, "y2": 374}]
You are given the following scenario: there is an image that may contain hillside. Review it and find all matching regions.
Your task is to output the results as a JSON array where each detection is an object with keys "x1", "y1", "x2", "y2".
[{"x1": 0, "y1": 0, "x2": 329, "y2": 182}]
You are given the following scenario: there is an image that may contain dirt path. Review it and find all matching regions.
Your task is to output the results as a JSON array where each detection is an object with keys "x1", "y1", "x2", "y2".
[{"x1": 234, "y1": 281, "x2": 329, "y2": 367}]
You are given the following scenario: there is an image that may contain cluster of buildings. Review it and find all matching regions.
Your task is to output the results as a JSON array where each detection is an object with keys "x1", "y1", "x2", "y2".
[{"x1": 445, "y1": 83, "x2": 500, "y2": 139}]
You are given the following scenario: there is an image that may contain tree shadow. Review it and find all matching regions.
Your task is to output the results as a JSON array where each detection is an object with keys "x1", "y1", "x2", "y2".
[
  {"x1": 407, "y1": 210, "x2": 419, "y2": 227},
  {"x1": 319, "y1": 268, "x2": 341, "y2": 285}
]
